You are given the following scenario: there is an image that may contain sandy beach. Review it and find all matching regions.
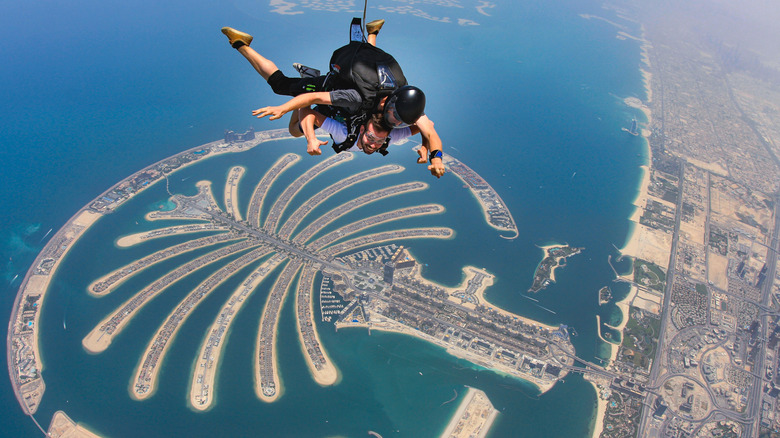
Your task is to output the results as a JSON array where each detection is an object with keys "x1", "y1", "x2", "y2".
[
  {"x1": 115, "y1": 224, "x2": 224, "y2": 247},
  {"x1": 47, "y1": 410, "x2": 102, "y2": 438},
  {"x1": 339, "y1": 314, "x2": 558, "y2": 394},
  {"x1": 439, "y1": 153, "x2": 519, "y2": 239},
  {"x1": 91, "y1": 232, "x2": 238, "y2": 296},
  {"x1": 537, "y1": 243, "x2": 565, "y2": 283},
  {"x1": 225, "y1": 166, "x2": 245, "y2": 221},
  {"x1": 255, "y1": 262, "x2": 304, "y2": 403},
  {"x1": 590, "y1": 385, "x2": 609, "y2": 438},
  {"x1": 17, "y1": 211, "x2": 102, "y2": 401},
  {"x1": 8, "y1": 131, "x2": 295, "y2": 416},
  {"x1": 430, "y1": 265, "x2": 560, "y2": 332},
  {"x1": 82, "y1": 240, "x2": 257, "y2": 354},
  {"x1": 7, "y1": 209, "x2": 101, "y2": 414},
  {"x1": 589, "y1": 33, "x2": 655, "y2": 438}
]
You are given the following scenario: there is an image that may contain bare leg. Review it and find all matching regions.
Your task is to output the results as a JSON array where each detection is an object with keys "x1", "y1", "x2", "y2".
[
  {"x1": 366, "y1": 19, "x2": 384, "y2": 47},
  {"x1": 288, "y1": 110, "x2": 303, "y2": 137},
  {"x1": 237, "y1": 46, "x2": 280, "y2": 81}
]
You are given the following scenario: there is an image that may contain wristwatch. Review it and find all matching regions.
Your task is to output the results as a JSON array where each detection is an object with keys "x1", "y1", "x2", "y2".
[{"x1": 429, "y1": 150, "x2": 443, "y2": 162}]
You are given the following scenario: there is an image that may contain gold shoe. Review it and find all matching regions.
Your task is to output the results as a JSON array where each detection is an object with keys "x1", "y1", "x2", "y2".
[
  {"x1": 366, "y1": 19, "x2": 385, "y2": 35},
  {"x1": 221, "y1": 27, "x2": 253, "y2": 48}
]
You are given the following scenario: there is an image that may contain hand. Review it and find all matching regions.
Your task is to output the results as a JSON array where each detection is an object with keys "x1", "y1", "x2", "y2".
[
  {"x1": 252, "y1": 106, "x2": 287, "y2": 120},
  {"x1": 428, "y1": 158, "x2": 445, "y2": 178},
  {"x1": 307, "y1": 138, "x2": 328, "y2": 156},
  {"x1": 416, "y1": 145, "x2": 429, "y2": 164}
]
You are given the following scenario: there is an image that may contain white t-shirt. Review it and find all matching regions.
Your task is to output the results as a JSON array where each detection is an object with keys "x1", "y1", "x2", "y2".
[{"x1": 320, "y1": 117, "x2": 413, "y2": 151}]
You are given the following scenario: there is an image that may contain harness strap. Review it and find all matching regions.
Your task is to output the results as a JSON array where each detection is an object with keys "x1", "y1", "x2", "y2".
[{"x1": 332, "y1": 113, "x2": 368, "y2": 153}]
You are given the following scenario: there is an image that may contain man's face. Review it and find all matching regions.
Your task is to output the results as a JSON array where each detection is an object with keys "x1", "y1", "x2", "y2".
[{"x1": 357, "y1": 123, "x2": 389, "y2": 155}]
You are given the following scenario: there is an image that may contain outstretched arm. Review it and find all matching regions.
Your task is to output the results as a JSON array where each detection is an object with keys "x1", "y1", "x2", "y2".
[
  {"x1": 298, "y1": 107, "x2": 329, "y2": 156},
  {"x1": 406, "y1": 125, "x2": 428, "y2": 164},
  {"x1": 252, "y1": 92, "x2": 333, "y2": 120},
  {"x1": 414, "y1": 115, "x2": 445, "y2": 178}
]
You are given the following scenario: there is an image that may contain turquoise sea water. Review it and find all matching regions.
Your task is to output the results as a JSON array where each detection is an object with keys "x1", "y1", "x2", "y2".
[{"x1": 1, "y1": 0, "x2": 648, "y2": 436}]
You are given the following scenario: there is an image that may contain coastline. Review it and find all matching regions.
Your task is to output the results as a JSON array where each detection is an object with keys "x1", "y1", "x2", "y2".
[
  {"x1": 438, "y1": 152, "x2": 519, "y2": 239},
  {"x1": 6, "y1": 209, "x2": 101, "y2": 414},
  {"x1": 225, "y1": 166, "x2": 245, "y2": 221},
  {"x1": 589, "y1": 32, "x2": 655, "y2": 438},
  {"x1": 591, "y1": 396, "x2": 607, "y2": 438},
  {"x1": 438, "y1": 386, "x2": 499, "y2": 438},
  {"x1": 254, "y1": 261, "x2": 304, "y2": 403},
  {"x1": 81, "y1": 241, "x2": 255, "y2": 354},
  {"x1": 296, "y1": 279, "x2": 339, "y2": 387},
  {"x1": 340, "y1": 318, "x2": 556, "y2": 394},
  {"x1": 537, "y1": 243, "x2": 566, "y2": 283},
  {"x1": 47, "y1": 411, "x2": 101, "y2": 438},
  {"x1": 429, "y1": 264, "x2": 560, "y2": 332}
]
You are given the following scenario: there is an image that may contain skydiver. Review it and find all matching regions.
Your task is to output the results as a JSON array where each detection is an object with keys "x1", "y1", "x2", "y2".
[{"x1": 294, "y1": 106, "x2": 437, "y2": 169}]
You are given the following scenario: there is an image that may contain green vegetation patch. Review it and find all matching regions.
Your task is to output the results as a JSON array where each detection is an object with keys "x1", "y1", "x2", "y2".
[
  {"x1": 633, "y1": 259, "x2": 666, "y2": 292},
  {"x1": 618, "y1": 306, "x2": 660, "y2": 371},
  {"x1": 601, "y1": 391, "x2": 642, "y2": 438}
]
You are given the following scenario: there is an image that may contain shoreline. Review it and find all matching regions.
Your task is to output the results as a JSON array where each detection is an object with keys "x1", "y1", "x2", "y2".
[
  {"x1": 90, "y1": 232, "x2": 238, "y2": 296},
  {"x1": 6, "y1": 210, "x2": 101, "y2": 414},
  {"x1": 295, "y1": 267, "x2": 339, "y2": 387},
  {"x1": 81, "y1": 241, "x2": 255, "y2": 354},
  {"x1": 225, "y1": 166, "x2": 245, "y2": 221},
  {"x1": 537, "y1": 243, "x2": 565, "y2": 283},
  {"x1": 589, "y1": 30, "x2": 655, "y2": 438},
  {"x1": 338, "y1": 315, "x2": 557, "y2": 394},
  {"x1": 47, "y1": 410, "x2": 101, "y2": 438},
  {"x1": 438, "y1": 386, "x2": 499, "y2": 438},
  {"x1": 423, "y1": 264, "x2": 561, "y2": 332},
  {"x1": 438, "y1": 151, "x2": 519, "y2": 239},
  {"x1": 254, "y1": 261, "x2": 304, "y2": 403}
]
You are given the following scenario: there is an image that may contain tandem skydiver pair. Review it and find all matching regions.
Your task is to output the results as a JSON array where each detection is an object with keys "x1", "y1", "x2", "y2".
[{"x1": 221, "y1": 18, "x2": 445, "y2": 178}]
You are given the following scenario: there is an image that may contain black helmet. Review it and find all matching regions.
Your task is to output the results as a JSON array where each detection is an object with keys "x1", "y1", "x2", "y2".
[{"x1": 383, "y1": 85, "x2": 426, "y2": 128}]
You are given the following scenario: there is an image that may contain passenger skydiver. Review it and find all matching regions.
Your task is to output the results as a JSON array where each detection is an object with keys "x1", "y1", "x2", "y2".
[
  {"x1": 294, "y1": 105, "x2": 435, "y2": 168},
  {"x1": 220, "y1": 20, "x2": 445, "y2": 178}
]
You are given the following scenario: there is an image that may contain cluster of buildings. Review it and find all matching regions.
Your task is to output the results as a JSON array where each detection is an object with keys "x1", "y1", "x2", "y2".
[
  {"x1": 295, "y1": 266, "x2": 330, "y2": 371},
  {"x1": 328, "y1": 245, "x2": 573, "y2": 388},
  {"x1": 597, "y1": 1, "x2": 780, "y2": 435},
  {"x1": 91, "y1": 232, "x2": 235, "y2": 294},
  {"x1": 257, "y1": 260, "x2": 304, "y2": 398},
  {"x1": 134, "y1": 245, "x2": 269, "y2": 397},
  {"x1": 224, "y1": 127, "x2": 255, "y2": 143}
]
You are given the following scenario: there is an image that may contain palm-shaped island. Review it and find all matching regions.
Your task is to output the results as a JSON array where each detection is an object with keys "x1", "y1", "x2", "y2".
[{"x1": 11, "y1": 129, "x2": 573, "y2": 419}]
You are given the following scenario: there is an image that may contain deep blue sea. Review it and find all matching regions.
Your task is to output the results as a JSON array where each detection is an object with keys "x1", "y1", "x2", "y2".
[{"x1": 1, "y1": 0, "x2": 648, "y2": 436}]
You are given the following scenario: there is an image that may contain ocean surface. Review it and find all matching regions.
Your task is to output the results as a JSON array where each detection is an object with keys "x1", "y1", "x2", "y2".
[{"x1": 1, "y1": 0, "x2": 648, "y2": 436}]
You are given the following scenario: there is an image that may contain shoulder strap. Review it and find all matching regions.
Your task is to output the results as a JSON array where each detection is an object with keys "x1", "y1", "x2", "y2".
[{"x1": 331, "y1": 113, "x2": 368, "y2": 153}]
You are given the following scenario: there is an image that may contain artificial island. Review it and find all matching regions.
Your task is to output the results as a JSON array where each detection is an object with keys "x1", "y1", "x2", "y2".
[{"x1": 8, "y1": 127, "x2": 571, "y2": 437}]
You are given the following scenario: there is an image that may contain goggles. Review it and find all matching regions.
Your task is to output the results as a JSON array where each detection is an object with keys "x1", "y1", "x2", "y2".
[{"x1": 383, "y1": 95, "x2": 410, "y2": 128}]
